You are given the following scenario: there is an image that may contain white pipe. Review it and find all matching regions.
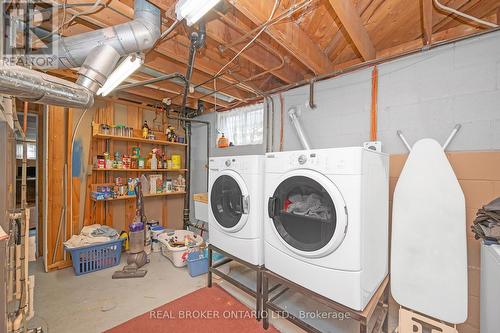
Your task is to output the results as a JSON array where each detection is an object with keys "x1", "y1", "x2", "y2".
[
  {"x1": 397, "y1": 130, "x2": 412, "y2": 152},
  {"x1": 442, "y1": 124, "x2": 461, "y2": 150},
  {"x1": 288, "y1": 107, "x2": 311, "y2": 150},
  {"x1": 433, "y1": 0, "x2": 498, "y2": 28}
]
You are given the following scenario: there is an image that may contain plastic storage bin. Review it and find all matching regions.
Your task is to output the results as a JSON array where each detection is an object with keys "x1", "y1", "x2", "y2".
[
  {"x1": 158, "y1": 230, "x2": 204, "y2": 267},
  {"x1": 65, "y1": 238, "x2": 124, "y2": 276},
  {"x1": 187, "y1": 250, "x2": 209, "y2": 277}
]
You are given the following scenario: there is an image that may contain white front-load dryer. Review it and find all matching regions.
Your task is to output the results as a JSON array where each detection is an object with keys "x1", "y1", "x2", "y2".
[
  {"x1": 264, "y1": 147, "x2": 389, "y2": 310},
  {"x1": 208, "y1": 155, "x2": 265, "y2": 265}
]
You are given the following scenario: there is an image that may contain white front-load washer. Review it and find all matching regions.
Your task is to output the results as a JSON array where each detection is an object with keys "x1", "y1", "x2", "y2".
[
  {"x1": 208, "y1": 155, "x2": 265, "y2": 265},
  {"x1": 264, "y1": 147, "x2": 389, "y2": 310}
]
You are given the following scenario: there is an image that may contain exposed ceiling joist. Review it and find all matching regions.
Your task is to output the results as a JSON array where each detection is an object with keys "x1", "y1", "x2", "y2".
[
  {"x1": 327, "y1": 0, "x2": 376, "y2": 60},
  {"x1": 422, "y1": 0, "x2": 434, "y2": 45},
  {"x1": 61, "y1": 0, "x2": 253, "y2": 103},
  {"x1": 205, "y1": 19, "x2": 300, "y2": 84},
  {"x1": 155, "y1": 37, "x2": 260, "y2": 97},
  {"x1": 152, "y1": 5, "x2": 299, "y2": 86},
  {"x1": 231, "y1": 0, "x2": 333, "y2": 74}
]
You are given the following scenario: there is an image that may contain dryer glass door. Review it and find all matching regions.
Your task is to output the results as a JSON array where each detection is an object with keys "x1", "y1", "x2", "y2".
[
  {"x1": 210, "y1": 175, "x2": 246, "y2": 229},
  {"x1": 268, "y1": 175, "x2": 340, "y2": 253}
]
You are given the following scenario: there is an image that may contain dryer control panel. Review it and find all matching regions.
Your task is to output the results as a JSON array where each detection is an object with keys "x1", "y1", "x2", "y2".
[{"x1": 209, "y1": 155, "x2": 264, "y2": 174}]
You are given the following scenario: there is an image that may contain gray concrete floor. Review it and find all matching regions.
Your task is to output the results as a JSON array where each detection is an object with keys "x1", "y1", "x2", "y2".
[
  {"x1": 27, "y1": 254, "x2": 397, "y2": 333},
  {"x1": 28, "y1": 253, "x2": 206, "y2": 333}
]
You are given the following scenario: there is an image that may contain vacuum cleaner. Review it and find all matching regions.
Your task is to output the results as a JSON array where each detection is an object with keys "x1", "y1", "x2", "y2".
[{"x1": 112, "y1": 181, "x2": 148, "y2": 279}]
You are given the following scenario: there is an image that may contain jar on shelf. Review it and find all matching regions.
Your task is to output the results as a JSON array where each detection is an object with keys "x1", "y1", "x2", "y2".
[
  {"x1": 138, "y1": 157, "x2": 145, "y2": 169},
  {"x1": 131, "y1": 156, "x2": 138, "y2": 169},
  {"x1": 122, "y1": 155, "x2": 131, "y2": 169},
  {"x1": 100, "y1": 124, "x2": 110, "y2": 135},
  {"x1": 115, "y1": 125, "x2": 125, "y2": 136},
  {"x1": 105, "y1": 159, "x2": 113, "y2": 169}
]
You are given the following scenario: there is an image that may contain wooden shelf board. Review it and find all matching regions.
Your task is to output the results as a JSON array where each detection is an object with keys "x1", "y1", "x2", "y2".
[
  {"x1": 91, "y1": 191, "x2": 186, "y2": 202},
  {"x1": 93, "y1": 133, "x2": 187, "y2": 147},
  {"x1": 92, "y1": 168, "x2": 188, "y2": 172}
]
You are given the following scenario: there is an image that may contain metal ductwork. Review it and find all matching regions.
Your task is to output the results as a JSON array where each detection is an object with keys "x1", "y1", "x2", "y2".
[
  {"x1": 39, "y1": 0, "x2": 160, "y2": 69},
  {"x1": 0, "y1": 0, "x2": 161, "y2": 108},
  {"x1": 0, "y1": 61, "x2": 94, "y2": 109}
]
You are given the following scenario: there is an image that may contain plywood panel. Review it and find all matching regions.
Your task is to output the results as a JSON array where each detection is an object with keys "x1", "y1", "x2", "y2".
[{"x1": 46, "y1": 106, "x2": 69, "y2": 268}]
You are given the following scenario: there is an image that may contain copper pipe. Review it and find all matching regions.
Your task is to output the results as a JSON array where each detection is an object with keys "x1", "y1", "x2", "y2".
[
  {"x1": 370, "y1": 66, "x2": 378, "y2": 141},
  {"x1": 263, "y1": 27, "x2": 500, "y2": 97},
  {"x1": 279, "y1": 93, "x2": 284, "y2": 151}
]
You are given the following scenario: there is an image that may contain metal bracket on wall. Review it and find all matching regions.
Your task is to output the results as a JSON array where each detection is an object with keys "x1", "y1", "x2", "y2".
[
  {"x1": 309, "y1": 79, "x2": 317, "y2": 109},
  {"x1": 397, "y1": 124, "x2": 461, "y2": 152}
]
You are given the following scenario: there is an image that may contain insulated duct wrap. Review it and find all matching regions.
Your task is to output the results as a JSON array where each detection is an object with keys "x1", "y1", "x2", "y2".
[
  {"x1": 0, "y1": 62, "x2": 94, "y2": 108},
  {"x1": 0, "y1": 0, "x2": 161, "y2": 108},
  {"x1": 37, "y1": 0, "x2": 161, "y2": 69}
]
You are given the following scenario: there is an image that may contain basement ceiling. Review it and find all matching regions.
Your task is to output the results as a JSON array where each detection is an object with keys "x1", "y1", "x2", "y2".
[{"x1": 47, "y1": 0, "x2": 500, "y2": 111}]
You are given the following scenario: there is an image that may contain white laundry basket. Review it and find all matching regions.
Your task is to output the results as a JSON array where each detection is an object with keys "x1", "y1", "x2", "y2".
[{"x1": 158, "y1": 230, "x2": 204, "y2": 267}]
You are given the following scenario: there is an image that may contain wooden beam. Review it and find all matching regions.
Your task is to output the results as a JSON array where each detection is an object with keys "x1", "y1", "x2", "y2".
[
  {"x1": 422, "y1": 0, "x2": 434, "y2": 45},
  {"x1": 327, "y1": 0, "x2": 376, "y2": 60},
  {"x1": 149, "y1": 0, "x2": 304, "y2": 84},
  {"x1": 231, "y1": 0, "x2": 332, "y2": 74},
  {"x1": 497, "y1": 7, "x2": 500, "y2": 25},
  {"x1": 331, "y1": 20, "x2": 487, "y2": 72}
]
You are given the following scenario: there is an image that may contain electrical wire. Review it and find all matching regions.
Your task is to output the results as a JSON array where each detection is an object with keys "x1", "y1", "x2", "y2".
[
  {"x1": 433, "y1": 0, "x2": 498, "y2": 28},
  {"x1": 40, "y1": 0, "x2": 107, "y2": 40},
  {"x1": 213, "y1": 0, "x2": 281, "y2": 79}
]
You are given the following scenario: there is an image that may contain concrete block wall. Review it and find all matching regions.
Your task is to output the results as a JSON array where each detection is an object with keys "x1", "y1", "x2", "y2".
[
  {"x1": 189, "y1": 30, "x2": 500, "y2": 332},
  {"x1": 271, "y1": 30, "x2": 500, "y2": 154}
]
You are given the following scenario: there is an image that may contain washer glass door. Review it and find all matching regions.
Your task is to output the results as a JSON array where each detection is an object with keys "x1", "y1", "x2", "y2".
[
  {"x1": 210, "y1": 172, "x2": 249, "y2": 231},
  {"x1": 268, "y1": 172, "x2": 347, "y2": 257}
]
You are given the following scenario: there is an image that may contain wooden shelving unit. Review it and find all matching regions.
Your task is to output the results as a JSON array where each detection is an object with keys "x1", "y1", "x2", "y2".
[
  {"x1": 92, "y1": 168, "x2": 188, "y2": 173},
  {"x1": 91, "y1": 191, "x2": 186, "y2": 202},
  {"x1": 92, "y1": 133, "x2": 187, "y2": 147},
  {"x1": 90, "y1": 121, "x2": 187, "y2": 228}
]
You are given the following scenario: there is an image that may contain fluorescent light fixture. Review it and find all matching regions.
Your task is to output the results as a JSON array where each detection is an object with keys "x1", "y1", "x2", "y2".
[
  {"x1": 175, "y1": 0, "x2": 220, "y2": 26},
  {"x1": 97, "y1": 54, "x2": 144, "y2": 97}
]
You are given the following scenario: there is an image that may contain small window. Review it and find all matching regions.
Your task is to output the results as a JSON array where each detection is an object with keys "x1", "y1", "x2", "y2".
[{"x1": 216, "y1": 103, "x2": 264, "y2": 146}]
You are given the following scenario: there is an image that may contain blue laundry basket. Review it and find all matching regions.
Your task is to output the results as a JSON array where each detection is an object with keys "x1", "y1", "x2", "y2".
[
  {"x1": 65, "y1": 238, "x2": 124, "y2": 276},
  {"x1": 187, "y1": 249, "x2": 209, "y2": 277}
]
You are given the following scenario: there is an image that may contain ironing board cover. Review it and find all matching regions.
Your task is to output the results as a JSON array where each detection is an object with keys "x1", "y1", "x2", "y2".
[{"x1": 391, "y1": 138, "x2": 467, "y2": 324}]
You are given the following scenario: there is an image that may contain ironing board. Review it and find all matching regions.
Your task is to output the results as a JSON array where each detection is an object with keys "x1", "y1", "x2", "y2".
[{"x1": 391, "y1": 138, "x2": 467, "y2": 324}]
